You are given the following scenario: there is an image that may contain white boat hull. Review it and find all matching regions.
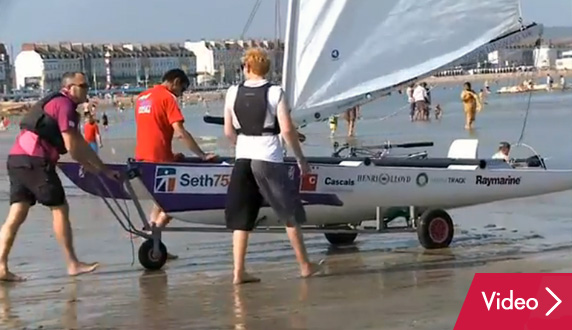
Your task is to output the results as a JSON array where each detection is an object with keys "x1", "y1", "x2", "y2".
[{"x1": 158, "y1": 164, "x2": 572, "y2": 227}]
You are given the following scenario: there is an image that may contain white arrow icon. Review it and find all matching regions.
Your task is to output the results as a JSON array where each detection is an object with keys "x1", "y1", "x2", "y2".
[{"x1": 545, "y1": 287, "x2": 562, "y2": 316}]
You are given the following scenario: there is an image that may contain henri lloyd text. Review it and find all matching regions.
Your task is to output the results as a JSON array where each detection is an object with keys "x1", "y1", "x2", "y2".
[{"x1": 475, "y1": 175, "x2": 521, "y2": 186}]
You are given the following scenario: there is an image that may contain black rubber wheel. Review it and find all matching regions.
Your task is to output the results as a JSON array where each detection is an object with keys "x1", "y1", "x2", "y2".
[
  {"x1": 416, "y1": 208, "x2": 454, "y2": 249},
  {"x1": 324, "y1": 227, "x2": 358, "y2": 246},
  {"x1": 138, "y1": 239, "x2": 168, "y2": 270}
]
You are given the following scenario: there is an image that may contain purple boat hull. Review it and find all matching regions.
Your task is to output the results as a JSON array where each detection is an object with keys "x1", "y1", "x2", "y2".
[{"x1": 58, "y1": 158, "x2": 344, "y2": 213}]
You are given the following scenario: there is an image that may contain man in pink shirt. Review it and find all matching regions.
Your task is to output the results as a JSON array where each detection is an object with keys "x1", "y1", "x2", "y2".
[{"x1": 0, "y1": 72, "x2": 119, "y2": 282}]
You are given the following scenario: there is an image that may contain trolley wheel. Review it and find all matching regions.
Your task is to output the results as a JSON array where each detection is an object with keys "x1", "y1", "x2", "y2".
[
  {"x1": 324, "y1": 227, "x2": 358, "y2": 246},
  {"x1": 416, "y1": 208, "x2": 454, "y2": 249},
  {"x1": 138, "y1": 239, "x2": 168, "y2": 270}
]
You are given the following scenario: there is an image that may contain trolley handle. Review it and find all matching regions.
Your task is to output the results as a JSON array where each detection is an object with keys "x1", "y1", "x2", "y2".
[{"x1": 364, "y1": 141, "x2": 434, "y2": 149}]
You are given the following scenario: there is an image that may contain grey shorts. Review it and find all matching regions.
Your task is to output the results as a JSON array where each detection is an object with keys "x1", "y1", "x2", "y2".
[{"x1": 224, "y1": 159, "x2": 307, "y2": 231}]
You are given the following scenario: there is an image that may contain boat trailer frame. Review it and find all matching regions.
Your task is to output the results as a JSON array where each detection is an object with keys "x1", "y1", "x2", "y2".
[{"x1": 91, "y1": 165, "x2": 454, "y2": 271}]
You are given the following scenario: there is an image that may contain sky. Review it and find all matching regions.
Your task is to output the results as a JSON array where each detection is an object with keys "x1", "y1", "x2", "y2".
[{"x1": 0, "y1": 0, "x2": 570, "y2": 52}]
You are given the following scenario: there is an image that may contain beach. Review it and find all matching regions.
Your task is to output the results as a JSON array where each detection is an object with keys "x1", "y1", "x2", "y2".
[
  {"x1": 0, "y1": 83, "x2": 571, "y2": 329},
  {"x1": 2, "y1": 69, "x2": 571, "y2": 116}
]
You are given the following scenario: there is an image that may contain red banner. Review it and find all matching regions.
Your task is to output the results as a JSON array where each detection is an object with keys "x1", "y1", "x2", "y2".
[{"x1": 455, "y1": 273, "x2": 572, "y2": 329}]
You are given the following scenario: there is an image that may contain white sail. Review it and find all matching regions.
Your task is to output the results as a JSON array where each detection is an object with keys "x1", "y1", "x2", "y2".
[{"x1": 281, "y1": 0, "x2": 536, "y2": 125}]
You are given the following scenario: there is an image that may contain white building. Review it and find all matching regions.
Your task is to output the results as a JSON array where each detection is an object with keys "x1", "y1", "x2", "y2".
[
  {"x1": 184, "y1": 39, "x2": 284, "y2": 85},
  {"x1": 487, "y1": 48, "x2": 531, "y2": 66},
  {"x1": 555, "y1": 50, "x2": 572, "y2": 70},
  {"x1": 533, "y1": 46, "x2": 558, "y2": 69},
  {"x1": 14, "y1": 42, "x2": 196, "y2": 91}
]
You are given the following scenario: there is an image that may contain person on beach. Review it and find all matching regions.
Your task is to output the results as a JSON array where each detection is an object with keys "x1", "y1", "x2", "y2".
[
  {"x1": 134, "y1": 68, "x2": 217, "y2": 260},
  {"x1": 546, "y1": 74, "x2": 553, "y2": 91},
  {"x1": 0, "y1": 72, "x2": 120, "y2": 281},
  {"x1": 101, "y1": 112, "x2": 109, "y2": 131},
  {"x1": 83, "y1": 113, "x2": 103, "y2": 154},
  {"x1": 461, "y1": 82, "x2": 482, "y2": 130},
  {"x1": 223, "y1": 47, "x2": 322, "y2": 284}
]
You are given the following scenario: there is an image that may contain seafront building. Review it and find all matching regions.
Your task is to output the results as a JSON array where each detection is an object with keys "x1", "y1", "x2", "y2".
[
  {"x1": 0, "y1": 43, "x2": 11, "y2": 94},
  {"x1": 14, "y1": 42, "x2": 197, "y2": 91},
  {"x1": 184, "y1": 39, "x2": 284, "y2": 85}
]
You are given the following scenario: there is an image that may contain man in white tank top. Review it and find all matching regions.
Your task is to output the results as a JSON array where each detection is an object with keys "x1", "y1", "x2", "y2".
[{"x1": 223, "y1": 48, "x2": 322, "y2": 284}]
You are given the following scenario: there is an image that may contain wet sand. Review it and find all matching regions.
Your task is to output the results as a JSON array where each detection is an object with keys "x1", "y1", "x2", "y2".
[{"x1": 1, "y1": 208, "x2": 572, "y2": 330}]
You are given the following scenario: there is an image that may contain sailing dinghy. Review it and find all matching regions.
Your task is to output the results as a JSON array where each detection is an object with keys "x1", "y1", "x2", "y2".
[{"x1": 58, "y1": 0, "x2": 572, "y2": 270}]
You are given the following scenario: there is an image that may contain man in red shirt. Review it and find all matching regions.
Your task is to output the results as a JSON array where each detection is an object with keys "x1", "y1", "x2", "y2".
[
  {"x1": 135, "y1": 69, "x2": 216, "y2": 258},
  {"x1": 83, "y1": 113, "x2": 102, "y2": 154}
]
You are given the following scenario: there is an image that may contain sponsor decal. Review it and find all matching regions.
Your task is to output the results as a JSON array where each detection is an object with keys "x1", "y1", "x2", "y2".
[
  {"x1": 154, "y1": 166, "x2": 232, "y2": 193},
  {"x1": 300, "y1": 174, "x2": 318, "y2": 191},
  {"x1": 416, "y1": 172, "x2": 466, "y2": 187},
  {"x1": 357, "y1": 173, "x2": 411, "y2": 185},
  {"x1": 179, "y1": 173, "x2": 230, "y2": 188},
  {"x1": 324, "y1": 177, "x2": 355, "y2": 186},
  {"x1": 155, "y1": 167, "x2": 177, "y2": 192},
  {"x1": 454, "y1": 273, "x2": 569, "y2": 329},
  {"x1": 331, "y1": 49, "x2": 340, "y2": 60},
  {"x1": 416, "y1": 173, "x2": 429, "y2": 187},
  {"x1": 475, "y1": 175, "x2": 521, "y2": 186},
  {"x1": 448, "y1": 177, "x2": 466, "y2": 184}
]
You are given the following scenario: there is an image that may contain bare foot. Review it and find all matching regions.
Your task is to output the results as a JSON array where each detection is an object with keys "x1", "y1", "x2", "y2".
[
  {"x1": 68, "y1": 262, "x2": 99, "y2": 277},
  {"x1": 300, "y1": 260, "x2": 324, "y2": 278},
  {"x1": 0, "y1": 269, "x2": 26, "y2": 282},
  {"x1": 233, "y1": 272, "x2": 261, "y2": 285}
]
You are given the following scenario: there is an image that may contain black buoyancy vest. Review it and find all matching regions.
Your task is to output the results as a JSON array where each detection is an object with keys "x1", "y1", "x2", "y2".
[
  {"x1": 233, "y1": 82, "x2": 280, "y2": 136},
  {"x1": 19, "y1": 92, "x2": 70, "y2": 155}
]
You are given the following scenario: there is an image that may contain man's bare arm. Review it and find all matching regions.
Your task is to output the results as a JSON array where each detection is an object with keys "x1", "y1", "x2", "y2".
[
  {"x1": 276, "y1": 98, "x2": 305, "y2": 161},
  {"x1": 62, "y1": 130, "x2": 106, "y2": 172},
  {"x1": 172, "y1": 121, "x2": 207, "y2": 158},
  {"x1": 223, "y1": 106, "x2": 237, "y2": 146}
]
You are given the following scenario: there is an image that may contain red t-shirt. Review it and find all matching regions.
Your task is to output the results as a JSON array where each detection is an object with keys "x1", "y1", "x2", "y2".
[
  {"x1": 84, "y1": 122, "x2": 99, "y2": 143},
  {"x1": 134, "y1": 85, "x2": 184, "y2": 162}
]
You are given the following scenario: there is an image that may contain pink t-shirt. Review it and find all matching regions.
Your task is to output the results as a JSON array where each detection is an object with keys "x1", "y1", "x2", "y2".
[{"x1": 9, "y1": 93, "x2": 79, "y2": 163}]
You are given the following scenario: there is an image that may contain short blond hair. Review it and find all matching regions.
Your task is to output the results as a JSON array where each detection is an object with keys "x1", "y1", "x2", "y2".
[{"x1": 242, "y1": 47, "x2": 271, "y2": 76}]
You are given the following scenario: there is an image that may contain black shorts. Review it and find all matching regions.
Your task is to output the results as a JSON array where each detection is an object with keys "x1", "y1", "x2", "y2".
[
  {"x1": 224, "y1": 159, "x2": 306, "y2": 231},
  {"x1": 7, "y1": 155, "x2": 66, "y2": 207}
]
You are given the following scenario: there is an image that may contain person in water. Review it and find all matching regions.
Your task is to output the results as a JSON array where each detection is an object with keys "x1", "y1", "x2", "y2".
[
  {"x1": 461, "y1": 82, "x2": 482, "y2": 130},
  {"x1": 492, "y1": 141, "x2": 511, "y2": 163},
  {"x1": 134, "y1": 69, "x2": 217, "y2": 260},
  {"x1": 406, "y1": 83, "x2": 415, "y2": 121},
  {"x1": 434, "y1": 104, "x2": 443, "y2": 120},
  {"x1": 343, "y1": 105, "x2": 359, "y2": 137},
  {"x1": 223, "y1": 47, "x2": 322, "y2": 284},
  {"x1": 328, "y1": 114, "x2": 338, "y2": 137},
  {"x1": 412, "y1": 82, "x2": 428, "y2": 121},
  {"x1": 0, "y1": 72, "x2": 120, "y2": 281},
  {"x1": 83, "y1": 113, "x2": 103, "y2": 154},
  {"x1": 479, "y1": 88, "x2": 488, "y2": 105}
]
